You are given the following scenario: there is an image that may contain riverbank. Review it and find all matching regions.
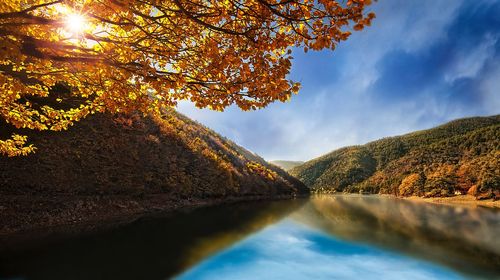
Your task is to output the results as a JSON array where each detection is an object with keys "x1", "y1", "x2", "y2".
[
  {"x1": 314, "y1": 193, "x2": 500, "y2": 208},
  {"x1": 0, "y1": 193, "x2": 304, "y2": 241},
  {"x1": 405, "y1": 195, "x2": 500, "y2": 208}
]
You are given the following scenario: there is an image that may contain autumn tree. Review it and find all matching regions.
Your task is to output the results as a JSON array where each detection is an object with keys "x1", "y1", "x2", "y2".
[
  {"x1": 398, "y1": 173, "x2": 424, "y2": 197},
  {"x1": 0, "y1": 0, "x2": 375, "y2": 156}
]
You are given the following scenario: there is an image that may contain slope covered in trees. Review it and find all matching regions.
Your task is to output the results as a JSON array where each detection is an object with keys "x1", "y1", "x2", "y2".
[
  {"x1": 290, "y1": 115, "x2": 500, "y2": 199},
  {"x1": 0, "y1": 110, "x2": 307, "y2": 234}
]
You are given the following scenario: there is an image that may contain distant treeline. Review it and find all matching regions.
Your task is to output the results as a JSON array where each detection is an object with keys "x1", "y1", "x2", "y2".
[{"x1": 290, "y1": 115, "x2": 500, "y2": 199}]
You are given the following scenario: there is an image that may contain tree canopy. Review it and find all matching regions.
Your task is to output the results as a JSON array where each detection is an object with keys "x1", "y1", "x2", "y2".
[{"x1": 0, "y1": 0, "x2": 374, "y2": 156}]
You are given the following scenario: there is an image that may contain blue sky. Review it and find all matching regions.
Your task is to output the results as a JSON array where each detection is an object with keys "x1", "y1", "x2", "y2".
[{"x1": 178, "y1": 0, "x2": 500, "y2": 161}]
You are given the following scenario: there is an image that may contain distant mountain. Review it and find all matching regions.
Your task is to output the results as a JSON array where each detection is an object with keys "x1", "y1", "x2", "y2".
[
  {"x1": 290, "y1": 115, "x2": 500, "y2": 199},
  {"x1": 271, "y1": 160, "x2": 304, "y2": 171},
  {"x1": 0, "y1": 109, "x2": 307, "y2": 234}
]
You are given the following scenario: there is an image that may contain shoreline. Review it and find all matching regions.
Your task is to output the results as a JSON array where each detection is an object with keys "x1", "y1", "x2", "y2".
[
  {"x1": 1, "y1": 192, "x2": 497, "y2": 249},
  {"x1": 0, "y1": 193, "x2": 307, "y2": 244},
  {"x1": 404, "y1": 194, "x2": 500, "y2": 208},
  {"x1": 314, "y1": 192, "x2": 500, "y2": 208}
]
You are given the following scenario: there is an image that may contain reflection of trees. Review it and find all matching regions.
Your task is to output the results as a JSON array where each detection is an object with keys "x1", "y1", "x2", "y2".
[
  {"x1": 0, "y1": 199, "x2": 305, "y2": 280},
  {"x1": 293, "y1": 195, "x2": 500, "y2": 277}
]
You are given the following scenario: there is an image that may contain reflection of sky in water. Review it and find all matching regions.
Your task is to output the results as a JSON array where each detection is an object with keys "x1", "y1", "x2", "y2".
[{"x1": 176, "y1": 219, "x2": 464, "y2": 280}]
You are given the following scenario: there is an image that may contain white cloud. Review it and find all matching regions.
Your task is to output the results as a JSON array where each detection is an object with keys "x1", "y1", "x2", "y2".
[
  {"x1": 479, "y1": 58, "x2": 500, "y2": 112},
  {"x1": 445, "y1": 34, "x2": 498, "y2": 83}
]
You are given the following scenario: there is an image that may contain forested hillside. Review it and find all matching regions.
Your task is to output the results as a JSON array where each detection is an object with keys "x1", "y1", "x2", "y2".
[
  {"x1": 0, "y1": 110, "x2": 307, "y2": 234},
  {"x1": 290, "y1": 115, "x2": 500, "y2": 199}
]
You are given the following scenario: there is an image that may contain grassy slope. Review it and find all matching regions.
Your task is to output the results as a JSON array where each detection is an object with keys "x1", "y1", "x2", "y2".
[
  {"x1": 290, "y1": 115, "x2": 500, "y2": 198},
  {"x1": 0, "y1": 110, "x2": 307, "y2": 234}
]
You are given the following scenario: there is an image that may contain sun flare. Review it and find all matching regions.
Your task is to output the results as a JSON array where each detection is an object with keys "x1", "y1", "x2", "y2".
[{"x1": 65, "y1": 13, "x2": 86, "y2": 34}]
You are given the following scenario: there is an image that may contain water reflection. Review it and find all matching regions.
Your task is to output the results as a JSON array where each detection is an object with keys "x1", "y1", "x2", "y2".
[
  {"x1": 0, "y1": 200, "x2": 305, "y2": 280},
  {"x1": 178, "y1": 221, "x2": 464, "y2": 280},
  {"x1": 295, "y1": 195, "x2": 500, "y2": 278},
  {"x1": 1, "y1": 195, "x2": 499, "y2": 280}
]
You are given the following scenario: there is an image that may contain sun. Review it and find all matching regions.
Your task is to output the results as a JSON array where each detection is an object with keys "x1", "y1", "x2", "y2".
[
  {"x1": 53, "y1": 3, "x2": 88, "y2": 35},
  {"x1": 65, "y1": 13, "x2": 86, "y2": 34}
]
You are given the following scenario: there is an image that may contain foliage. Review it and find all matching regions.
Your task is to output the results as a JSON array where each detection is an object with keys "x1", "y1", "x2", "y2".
[
  {"x1": 398, "y1": 173, "x2": 424, "y2": 197},
  {"x1": 291, "y1": 115, "x2": 500, "y2": 198},
  {"x1": 0, "y1": 134, "x2": 35, "y2": 156},
  {"x1": 0, "y1": 0, "x2": 375, "y2": 156},
  {"x1": 246, "y1": 161, "x2": 278, "y2": 180}
]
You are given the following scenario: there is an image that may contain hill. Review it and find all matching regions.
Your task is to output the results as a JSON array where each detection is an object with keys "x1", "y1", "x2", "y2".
[
  {"x1": 290, "y1": 115, "x2": 500, "y2": 199},
  {"x1": 270, "y1": 160, "x2": 305, "y2": 171},
  {"x1": 0, "y1": 110, "x2": 307, "y2": 234}
]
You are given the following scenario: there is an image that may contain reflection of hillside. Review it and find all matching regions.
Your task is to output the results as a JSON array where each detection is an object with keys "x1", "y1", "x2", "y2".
[
  {"x1": 0, "y1": 199, "x2": 305, "y2": 280},
  {"x1": 292, "y1": 195, "x2": 500, "y2": 277}
]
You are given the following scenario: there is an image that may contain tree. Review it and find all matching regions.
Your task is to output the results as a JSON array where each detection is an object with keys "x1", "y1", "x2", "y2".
[
  {"x1": 398, "y1": 173, "x2": 424, "y2": 197},
  {"x1": 0, "y1": 0, "x2": 375, "y2": 156}
]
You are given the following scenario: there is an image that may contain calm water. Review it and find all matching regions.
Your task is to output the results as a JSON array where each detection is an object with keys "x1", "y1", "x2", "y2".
[{"x1": 1, "y1": 195, "x2": 499, "y2": 280}]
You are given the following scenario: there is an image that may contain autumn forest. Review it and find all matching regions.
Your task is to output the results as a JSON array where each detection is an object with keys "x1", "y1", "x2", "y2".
[{"x1": 1, "y1": 1, "x2": 499, "y2": 279}]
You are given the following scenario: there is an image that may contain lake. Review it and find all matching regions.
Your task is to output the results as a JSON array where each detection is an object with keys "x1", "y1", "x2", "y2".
[{"x1": 1, "y1": 195, "x2": 499, "y2": 280}]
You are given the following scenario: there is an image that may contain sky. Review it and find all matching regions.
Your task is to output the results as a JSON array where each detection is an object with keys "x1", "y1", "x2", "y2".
[{"x1": 178, "y1": 0, "x2": 500, "y2": 161}]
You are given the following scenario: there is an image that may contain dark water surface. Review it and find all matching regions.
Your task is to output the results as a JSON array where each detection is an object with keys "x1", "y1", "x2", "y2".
[{"x1": 1, "y1": 195, "x2": 499, "y2": 280}]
